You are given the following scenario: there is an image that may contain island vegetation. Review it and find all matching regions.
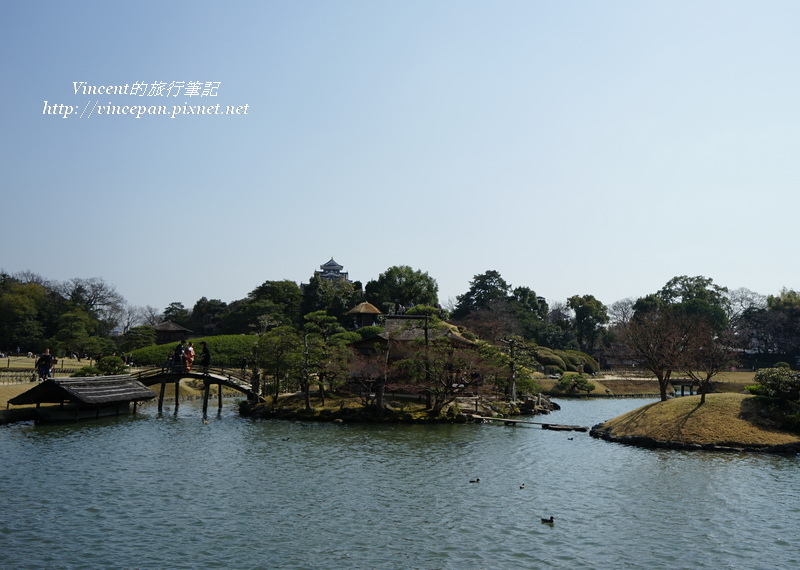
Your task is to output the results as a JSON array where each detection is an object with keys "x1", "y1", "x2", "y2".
[{"x1": 2, "y1": 266, "x2": 800, "y2": 446}]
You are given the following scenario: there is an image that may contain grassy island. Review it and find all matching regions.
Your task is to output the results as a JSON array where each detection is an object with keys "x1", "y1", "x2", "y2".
[{"x1": 590, "y1": 393, "x2": 800, "y2": 453}]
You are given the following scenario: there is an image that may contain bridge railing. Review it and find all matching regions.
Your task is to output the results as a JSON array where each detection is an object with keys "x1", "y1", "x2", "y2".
[{"x1": 131, "y1": 365, "x2": 252, "y2": 388}]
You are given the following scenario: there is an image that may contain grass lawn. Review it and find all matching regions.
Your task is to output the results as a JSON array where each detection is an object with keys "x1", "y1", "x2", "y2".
[
  {"x1": 1, "y1": 355, "x2": 87, "y2": 374},
  {"x1": 539, "y1": 370, "x2": 756, "y2": 397},
  {"x1": 601, "y1": 393, "x2": 800, "y2": 447}
]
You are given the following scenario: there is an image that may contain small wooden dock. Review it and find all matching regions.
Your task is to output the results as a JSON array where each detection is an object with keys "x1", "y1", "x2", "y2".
[{"x1": 472, "y1": 416, "x2": 588, "y2": 431}]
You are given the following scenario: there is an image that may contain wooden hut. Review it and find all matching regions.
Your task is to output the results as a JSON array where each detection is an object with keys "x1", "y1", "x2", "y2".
[
  {"x1": 152, "y1": 321, "x2": 193, "y2": 344},
  {"x1": 8, "y1": 375, "x2": 156, "y2": 423},
  {"x1": 347, "y1": 301, "x2": 382, "y2": 328}
]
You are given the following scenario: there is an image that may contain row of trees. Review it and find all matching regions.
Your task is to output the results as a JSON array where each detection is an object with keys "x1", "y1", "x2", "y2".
[
  {"x1": 161, "y1": 266, "x2": 441, "y2": 338},
  {"x1": 610, "y1": 275, "x2": 800, "y2": 402},
  {"x1": 0, "y1": 272, "x2": 159, "y2": 359},
  {"x1": 450, "y1": 269, "x2": 609, "y2": 352},
  {"x1": 3, "y1": 268, "x2": 800, "y2": 386},
  {"x1": 244, "y1": 310, "x2": 551, "y2": 417}
]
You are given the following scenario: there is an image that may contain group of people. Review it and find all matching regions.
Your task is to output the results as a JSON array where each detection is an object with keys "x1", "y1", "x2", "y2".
[{"x1": 167, "y1": 340, "x2": 210, "y2": 373}]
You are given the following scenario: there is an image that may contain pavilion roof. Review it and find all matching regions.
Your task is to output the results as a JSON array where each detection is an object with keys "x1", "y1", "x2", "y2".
[
  {"x1": 152, "y1": 321, "x2": 192, "y2": 332},
  {"x1": 8, "y1": 376, "x2": 156, "y2": 406},
  {"x1": 347, "y1": 301, "x2": 382, "y2": 315}
]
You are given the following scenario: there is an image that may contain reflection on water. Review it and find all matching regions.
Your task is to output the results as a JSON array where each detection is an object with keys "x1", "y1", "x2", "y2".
[{"x1": 1, "y1": 398, "x2": 797, "y2": 569}]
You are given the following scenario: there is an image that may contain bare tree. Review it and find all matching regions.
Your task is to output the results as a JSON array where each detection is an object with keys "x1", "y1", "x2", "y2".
[
  {"x1": 142, "y1": 305, "x2": 163, "y2": 325},
  {"x1": 401, "y1": 339, "x2": 503, "y2": 416},
  {"x1": 724, "y1": 288, "x2": 767, "y2": 329},
  {"x1": 57, "y1": 277, "x2": 125, "y2": 323},
  {"x1": 679, "y1": 323, "x2": 735, "y2": 404},
  {"x1": 12, "y1": 270, "x2": 52, "y2": 287},
  {"x1": 614, "y1": 308, "x2": 694, "y2": 401},
  {"x1": 350, "y1": 341, "x2": 394, "y2": 410},
  {"x1": 119, "y1": 304, "x2": 145, "y2": 333},
  {"x1": 608, "y1": 298, "x2": 636, "y2": 326}
]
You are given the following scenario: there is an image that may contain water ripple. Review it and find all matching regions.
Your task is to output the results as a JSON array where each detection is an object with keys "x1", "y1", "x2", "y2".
[{"x1": 1, "y1": 398, "x2": 798, "y2": 569}]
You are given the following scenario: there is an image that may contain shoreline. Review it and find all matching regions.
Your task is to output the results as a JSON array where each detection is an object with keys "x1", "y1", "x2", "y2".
[{"x1": 589, "y1": 393, "x2": 800, "y2": 455}]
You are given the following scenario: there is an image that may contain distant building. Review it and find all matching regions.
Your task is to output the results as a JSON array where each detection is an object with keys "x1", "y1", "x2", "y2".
[
  {"x1": 152, "y1": 321, "x2": 193, "y2": 344},
  {"x1": 315, "y1": 258, "x2": 350, "y2": 282}
]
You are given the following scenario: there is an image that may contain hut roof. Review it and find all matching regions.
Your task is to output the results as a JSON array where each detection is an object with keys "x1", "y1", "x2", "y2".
[
  {"x1": 347, "y1": 301, "x2": 382, "y2": 315},
  {"x1": 153, "y1": 321, "x2": 192, "y2": 332},
  {"x1": 8, "y1": 376, "x2": 157, "y2": 406}
]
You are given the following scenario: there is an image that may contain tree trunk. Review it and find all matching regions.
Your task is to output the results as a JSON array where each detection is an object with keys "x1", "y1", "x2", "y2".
[
  {"x1": 657, "y1": 370, "x2": 670, "y2": 402},
  {"x1": 273, "y1": 369, "x2": 281, "y2": 405},
  {"x1": 303, "y1": 383, "x2": 311, "y2": 411},
  {"x1": 375, "y1": 376, "x2": 385, "y2": 411}
]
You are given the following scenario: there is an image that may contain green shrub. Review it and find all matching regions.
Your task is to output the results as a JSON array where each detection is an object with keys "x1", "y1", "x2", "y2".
[
  {"x1": 515, "y1": 373, "x2": 542, "y2": 396},
  {"x1": 753, "y1": 367, "x2": 800, "y2": 401},
  {"x1": 556, "y1": 349, "x2": 600, "y2": 374},
  {"x1": 534, "y1": 347, "x2": 567, "y2": 372},
  {"x1": 71, "y1": 366, "x2": 101, "y2": 377},
  {"x1": 745, "y1": 384, "x2": 767, "y2": 396},
  {"x1": 775, "y1": 361, "x2": 791, "y2": 369},
  {"x1": 97, "y1": 356, "x2": 128, "y2": 375},
  {"x1": 557, "y1": 373, "x2": 596, "y2": 394},
  {"x1": 543, "y1": 365, "x2": 562, "y2": 377},
  {"x1": 355, "y1": 326, "x2": 384, "y2": 340},
  {"x1": 460, "y1": 330, "x2": 477, "y2": 341}
]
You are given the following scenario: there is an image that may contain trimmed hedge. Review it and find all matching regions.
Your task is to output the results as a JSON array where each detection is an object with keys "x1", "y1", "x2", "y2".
[
  {"x1": 130, "y1": 335, "x2": 258, "y2": 368},
  {"x1": 533, "y1": 346, "x2": 599, "y2": 374},
  {"x1": 533, "y1": 347, "x2": 567, "y2": 371}
]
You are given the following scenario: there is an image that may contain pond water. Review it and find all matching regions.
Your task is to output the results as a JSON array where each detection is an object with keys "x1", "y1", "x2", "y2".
[{"x1": 1, "y1": 397, "x2": 798, "y2": 569}]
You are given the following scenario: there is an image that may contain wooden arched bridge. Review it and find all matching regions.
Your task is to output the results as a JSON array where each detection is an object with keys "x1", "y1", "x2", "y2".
[{"x1": 131, "y1": 366, "x2": 264, "y2": 415}]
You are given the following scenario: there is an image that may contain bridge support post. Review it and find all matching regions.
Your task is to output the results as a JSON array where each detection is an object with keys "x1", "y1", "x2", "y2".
[
  {"x1": 174, "y1": 380, "x2": 180, "y2": 411},
  {"x1": 218, "y1": 383, "x2": 223, "y2": 411},
  {"x1": 158, "y1": 382, "x2": 166, "y2": 412},
  {"x1": 202, "y1": 380, "x2": 210, "y2": 417}
]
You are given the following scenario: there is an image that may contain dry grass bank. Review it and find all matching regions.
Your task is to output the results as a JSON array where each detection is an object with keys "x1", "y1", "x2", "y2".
[
  {"x1": 601, "y1": 393, "x2": 800, "y2": 447},
  {"x1": 539, "y1": 371, "x2": 756, "y2": 397},
  {"x1": 0, "y1": 383, "x2": 33, "y2": 407}
]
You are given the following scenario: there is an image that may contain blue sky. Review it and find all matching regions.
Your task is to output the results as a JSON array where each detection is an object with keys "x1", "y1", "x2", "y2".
[{"x1": 2, "y1": 1, "x2": 798, "y2": 312}]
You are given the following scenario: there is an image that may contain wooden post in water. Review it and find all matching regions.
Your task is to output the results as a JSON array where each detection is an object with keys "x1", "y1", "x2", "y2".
[
  {"x1": 158, "y1": 382, "x2": 166, "y2": 412},
  {"x1": 202, "y1": 379, "x2": 210, "y2": 417},
  {"x1": 174, "y1": 380, "x2": 180, "y2": 411},
  {"x1": 217, "y1": 383, "x2": 223, "y2": 411}
]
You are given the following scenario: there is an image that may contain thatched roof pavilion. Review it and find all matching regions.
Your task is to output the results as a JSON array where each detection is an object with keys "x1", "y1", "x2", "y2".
[
  {"x1": 8, "y1": 376, "x2": 156, "y2": 423},
  {"x1": 347, "y1": 301, "x2": 382, "y2": 328}
]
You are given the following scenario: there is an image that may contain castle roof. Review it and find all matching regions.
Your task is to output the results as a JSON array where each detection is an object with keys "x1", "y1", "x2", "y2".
[{"x1": 320, "y1": 258, "x2": 343, "y2": 271}]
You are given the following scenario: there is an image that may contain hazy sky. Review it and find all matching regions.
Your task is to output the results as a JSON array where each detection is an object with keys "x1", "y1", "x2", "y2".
[{"x1": 2, "y1": 1, "x2": 798, "y2": 313}]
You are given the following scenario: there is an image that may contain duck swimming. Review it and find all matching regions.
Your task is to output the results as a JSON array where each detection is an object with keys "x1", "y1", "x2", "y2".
[
  {"x1": 541, "y1": 516, "x2": 554, "y2": 524},
  {"x1": 470, "y1": 478, "x2": 480, "y2": 483}
]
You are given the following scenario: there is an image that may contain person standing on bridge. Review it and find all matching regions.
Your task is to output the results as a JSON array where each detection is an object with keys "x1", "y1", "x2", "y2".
[
  {"x1": 184, "y1": 342, "x2": 195, "y2": 372},
  {"x1": 174, "y1": 340, "x2": 185, "y2": 372},
  {"x1": 199, "y1": 341, "x2": 210, "y2": 374}
]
